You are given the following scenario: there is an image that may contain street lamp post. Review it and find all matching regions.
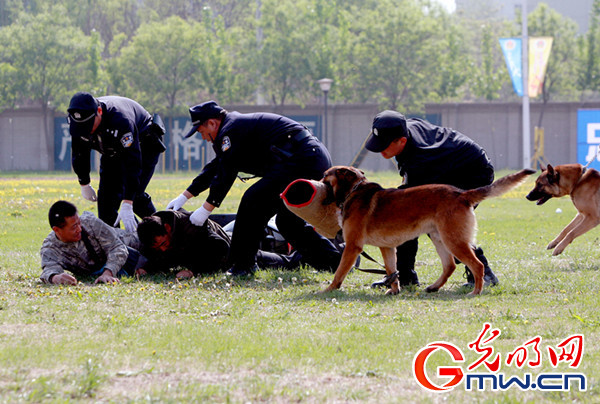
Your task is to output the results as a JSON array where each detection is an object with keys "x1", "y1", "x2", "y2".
[{"x1": 317, "y1": 78, "x2": 333, "y2": 147}]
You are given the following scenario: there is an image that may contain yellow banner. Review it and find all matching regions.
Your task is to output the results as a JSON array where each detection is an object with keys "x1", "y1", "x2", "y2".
[{"x1": 528, "y1": 37, "x2": 553, "y2": 98}]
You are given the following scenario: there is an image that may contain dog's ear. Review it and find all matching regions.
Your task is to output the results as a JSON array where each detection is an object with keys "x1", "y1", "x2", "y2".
[
  {"x1": 546, "y1": 164, "x2": 560, "y2": 184},
  {"x1": 336, "y1": 167, "x2": 358, "y2": 183}
]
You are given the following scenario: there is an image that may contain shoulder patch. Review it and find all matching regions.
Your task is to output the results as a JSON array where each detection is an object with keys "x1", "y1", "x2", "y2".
[
  {"x1": 221, "y1": 136, "x2": 231, "y2": 152},
  {"x1": 120, "y1": 133, "x2": 133, "y2": 148}
]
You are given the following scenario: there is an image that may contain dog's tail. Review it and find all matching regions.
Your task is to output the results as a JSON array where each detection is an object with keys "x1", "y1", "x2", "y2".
[{"x1": 461, "y1": 168, "x2": 536, "y2": 206}]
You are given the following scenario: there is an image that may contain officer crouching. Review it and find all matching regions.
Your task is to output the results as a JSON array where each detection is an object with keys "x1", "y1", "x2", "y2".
[
  {"x1": 166, "y1": 101, "x2": 342, "y2": 276},
  {"x1": 67, "y1": 92, "x2": 166, "y2": 232}
]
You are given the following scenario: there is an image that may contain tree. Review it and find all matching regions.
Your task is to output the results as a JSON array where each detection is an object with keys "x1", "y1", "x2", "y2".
[
  {"x1": 471, "y1": 24, "x2": 504, "y2": 101},
  {"x1": 140, "y1": 0, "x2": 254, "y2": 30},
  {"x1": 431, "y1": 19, "x2": 471, "y2": 101},
  {"x1": 578, "y1": 0, "x2": 600, "y2": 98},
  {"x1": 198, "y1": 7, "x2": 254, "y2": 104},
  {"x1": 0, "y1": 5, "x2": 90, "y2": 167},
  {"x1": 0, "y1": 61, "x2": 18, "y2": 111},
  {"x1": 527, "y1": 3, "x2": 579, "y2": 125},
  {"x1": 349, "y1": 0, "x2": 443, "y2": 111},
  {"x1": 256, "y1": 0, "x2": 317, "y2": 105},
  {"x1": 62, "y1": 0, "x2": 140, "y2": 57},
  {"x1": 116, "y1": 15, "x2": 204, "y2": 170}
]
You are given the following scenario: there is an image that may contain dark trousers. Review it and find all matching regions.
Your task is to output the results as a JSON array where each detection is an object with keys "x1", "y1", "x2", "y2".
[
  {"x1": 97, "y1": 150, "x2": 160, "y2": 227},
  {"x1": 91, "y1": 247, "x2": 144, "y2": 278},
  {"x1": 396, "y1": 160, "x2": 494, "y2": 276},
  {"x1": 228, "y1": 140, "x2": 341, "y2": 271}
]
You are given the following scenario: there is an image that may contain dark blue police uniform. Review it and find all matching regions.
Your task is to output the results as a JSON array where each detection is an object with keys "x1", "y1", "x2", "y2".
[
  {"x1": 70, "y1": 95, "x2": 164, "y2": 226},
  {"x1": 365, "y1": 111, "x2": 497, "y2": 287},
  {"x1": 185, "y1": 109, "x2": 341, "y2": 273}
]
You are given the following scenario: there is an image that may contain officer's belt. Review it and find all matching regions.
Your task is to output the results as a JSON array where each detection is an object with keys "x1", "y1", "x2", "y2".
[{"x1": 271, "y1": 129, "x2": 313, "y2": 159}]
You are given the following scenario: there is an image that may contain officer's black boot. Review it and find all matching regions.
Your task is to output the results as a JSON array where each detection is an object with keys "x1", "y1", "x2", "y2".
[
  {"x1": 463, "y1": 247, "x2": 498, "y2": 287},
  {"x1": 372, "y1": 238, "x2": 419, "y2": 288},
  {"x1": 226, "y1": 263, "x2": 259, "y2": 277}
]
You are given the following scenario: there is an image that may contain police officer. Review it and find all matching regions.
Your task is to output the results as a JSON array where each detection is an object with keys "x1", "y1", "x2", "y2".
[
  {"x1": 67, "y1": 92, "x2": 166, "y2": 232},
  {"x1": 166, "y1": 101, "x2": 341, "y2": 276},
  {"x1": 364, "y1": 110, "x2": 499, "y2": 288}
]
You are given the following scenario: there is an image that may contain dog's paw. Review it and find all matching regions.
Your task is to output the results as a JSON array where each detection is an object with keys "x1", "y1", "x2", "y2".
[
  {"x1": 551, "y1": 248, "x2": 564, "y2": 256},
  {"x1": 425, "y1": 285, "x2": 439, "y2": 293},
  {"x1": 385, "y1": 288, "x2": 399, "y2": 295},
  {"x1": 321, "y1": 284, "x2": 340, "y2": 294}
]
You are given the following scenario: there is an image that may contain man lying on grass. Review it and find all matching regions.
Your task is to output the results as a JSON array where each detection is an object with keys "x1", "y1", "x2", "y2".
[
  {"x1": 136, "y1": 210, "x2": 303, "y2": 279},
  {"x1": 40, "y1": 200, "x2": 146, "y2": 285}
]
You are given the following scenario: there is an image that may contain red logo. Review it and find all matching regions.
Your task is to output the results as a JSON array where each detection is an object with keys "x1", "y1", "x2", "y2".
[
  {"x1": 412, "y1": 342, "x2": 465, "y2": 392},
  {"x1": 413, "y1": 323, "x2": 586, "y2": 392}
]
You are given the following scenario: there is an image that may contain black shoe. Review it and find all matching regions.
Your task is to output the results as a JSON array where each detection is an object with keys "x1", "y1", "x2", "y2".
[
  {"x1": 372, "y1": 268, "x2": 419, "y2": 288},
  {"x1": 462, "y1": 267, "x2": 499, "y2": 287},
  {"x1": 371, "y1": 276, "x2": 389, "y2": 288},
  {"x1": 398, "y1": 268, "x2": 419, "y2": 287},
  {"x1": 225, "y1": 263, "x2": 258, "y2": 277}
]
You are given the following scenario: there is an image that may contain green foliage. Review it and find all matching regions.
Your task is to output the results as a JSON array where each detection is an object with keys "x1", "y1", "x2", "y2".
[
  {"x1": 116, "y1": 16, "x2": 201, "y2": 117},
  {"x1": 349, "y1": 0, "x2": 444, "y2": 111},
  {"x1": 199, "y1": 9, "x2": 253, "y2": 104},
  {"x1": 579, "y1": 0, "x2": 600, "y2": 96},
  {"x1": 0, "y1": 0, "x2": 598, "y2": 114},
  {"x1": 528, "y1": 3, "x2": 579, "y2": 104},
  {"x1": 472, "y1": 24, "x2": 504, "y2": 101},
  {"x1": 433, "y1": 23, "x2": 470, "y2": 101},
  {"x1": 257, "y1": 0, "x2": 318, "y2": 105},
  {"x1": 0, "y1": 6, "x2": 89, "y2": 111}
]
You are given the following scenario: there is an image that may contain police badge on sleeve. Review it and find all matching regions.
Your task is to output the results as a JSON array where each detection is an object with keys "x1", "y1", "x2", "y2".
[
  {"x1": 222, "y1": 136, "x2": 231, "y2": 152},
  {"x1": 120, "y1": 133, "x2": 134, "y2": 148}
]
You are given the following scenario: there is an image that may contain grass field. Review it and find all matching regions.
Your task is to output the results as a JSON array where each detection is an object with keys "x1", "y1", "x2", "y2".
[{"x1": 0, "y1": 170, "x2": 598, "y2": 403}]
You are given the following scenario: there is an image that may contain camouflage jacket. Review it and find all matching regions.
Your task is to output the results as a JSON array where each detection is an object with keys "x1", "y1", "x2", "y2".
[{"x1": 40, "y1": 211, "x2": 140, "y2": 283}]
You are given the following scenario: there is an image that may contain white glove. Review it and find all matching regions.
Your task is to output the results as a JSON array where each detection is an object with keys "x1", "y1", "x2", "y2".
[
  {"x1": 190, "y1": 206, "x2": 211, "y2": 226},
  {"x1": 167, "y1": 193, "x2": 189, "y2": 211},
  {"x1": 81, "y1": 184, "x2": 97, "y2": 202},
  {"x1": 114, "y1": 202, "x2": 137, "y2": 232}
]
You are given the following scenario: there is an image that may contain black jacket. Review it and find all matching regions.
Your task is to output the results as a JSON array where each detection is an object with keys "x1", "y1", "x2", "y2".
[
  {"x1": 395, "y1": 118, "x2": 493, "y2": 188},
  {"x1": 71, "y1": 96, "x2": 153, "y2": 200},
  {"x1": 186, "y1": 111, "x2": 311, "y2": 207},
  {"x1": 142, "y1": 210, "x2": 230, "y2": 275}
]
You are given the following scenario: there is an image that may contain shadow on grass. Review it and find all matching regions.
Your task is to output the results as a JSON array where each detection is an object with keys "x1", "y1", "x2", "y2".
[
  {"x1": 37, "y1": 267, "x2": 511, "y2": 304},
  {"x1": 291, "y1": 286, "x2": 479, "y2": 304}
]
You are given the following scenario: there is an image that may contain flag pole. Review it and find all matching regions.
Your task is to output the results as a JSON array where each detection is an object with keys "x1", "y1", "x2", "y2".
[{"x1": 522, "y1": 1, "x2": 531, "y2": 169}]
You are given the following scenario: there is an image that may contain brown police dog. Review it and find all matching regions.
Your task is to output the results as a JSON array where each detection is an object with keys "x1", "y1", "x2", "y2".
[
  {"x1": 526, "y1": 163, "x2": 600, "y2": 255},
  {"x1": 322, "y1": 166, "x2": 535, "y2": 296}
]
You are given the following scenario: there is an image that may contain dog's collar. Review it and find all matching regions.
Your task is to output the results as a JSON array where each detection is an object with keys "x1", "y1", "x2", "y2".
[
  {"x1": 578, "y1": 167, "x2": 587, "y2": 183},
  {"x1": 338, "y1": 179, "x2": 366, "y2": 210},
  {"x1": 349, "y1": 179, "x2": 366, "y2": 195}
]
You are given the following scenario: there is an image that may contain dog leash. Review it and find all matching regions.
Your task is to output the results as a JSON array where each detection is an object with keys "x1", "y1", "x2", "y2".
[
  {"x1": 355, "y1": 250, "x2": 387, "y2": 274},
  {"x1": 584, "y1": 145, "x2": 600, "y2": 169},
  {"x1": 333, "y1": 236, "x2": 387, "y2": 275}
]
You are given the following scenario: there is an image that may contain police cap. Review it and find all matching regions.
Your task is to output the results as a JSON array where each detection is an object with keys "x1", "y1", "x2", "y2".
[
  {"x1": 364, "y1": 110, "x2": 408, "y2": 153},
  {"x1": 67, "y1": 92, "x2": 99, "y2": 138},
  {"x1": 184, "y1": 101, "x2": 224, "y2": 138}
]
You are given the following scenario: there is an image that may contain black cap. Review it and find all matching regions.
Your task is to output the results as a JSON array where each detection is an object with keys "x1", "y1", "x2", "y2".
[
  {"x1": 67, "y1": 92, "x2": 99, "y2": 138},
  {"x1": 364, "y1": 110, "x2": 408, "y2": 153},
  {"x1": 184, "y1": 101, "x2": 224, "y2": 138}
]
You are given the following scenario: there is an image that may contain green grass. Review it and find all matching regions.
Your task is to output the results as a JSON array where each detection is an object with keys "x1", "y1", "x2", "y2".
[{"x1": 0, "y1": 170, "x2": 599, "y2": 403}]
